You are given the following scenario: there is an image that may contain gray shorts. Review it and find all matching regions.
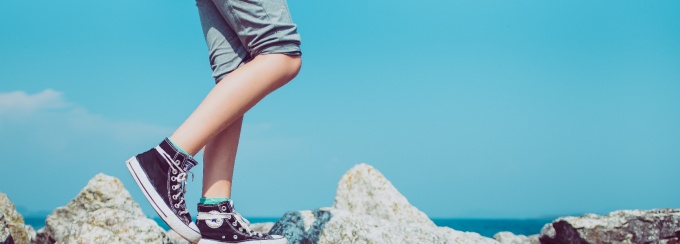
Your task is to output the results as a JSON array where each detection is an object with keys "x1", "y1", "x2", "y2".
[{"x1": 196, "y1": 0, "x2": 302, "y2": 82}]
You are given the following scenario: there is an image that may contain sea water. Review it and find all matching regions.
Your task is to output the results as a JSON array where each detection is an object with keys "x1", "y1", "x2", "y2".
[{"x1": 24, "y1": 216, "x2": 551, "y2": 238}]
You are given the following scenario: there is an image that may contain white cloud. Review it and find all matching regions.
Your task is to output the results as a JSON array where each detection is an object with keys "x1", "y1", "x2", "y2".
[
  {"x1": 0, "y1": 89, "x2": 72, "y2": 115},
  {"x1": 0, "y1": 89, "x2": 172, "y2": 145}
]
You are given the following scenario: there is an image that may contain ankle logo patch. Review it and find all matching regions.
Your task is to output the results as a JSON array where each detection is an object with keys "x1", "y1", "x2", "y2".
[{"x1": 205, "y1": 210, "x2": 224, "y2": 229}]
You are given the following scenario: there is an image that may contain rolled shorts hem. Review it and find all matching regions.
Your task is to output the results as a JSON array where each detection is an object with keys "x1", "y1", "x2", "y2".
[
  {"x1": 213, "y1": 44, "x2": 301, "y2": 83},
  {"x1": 257, "y1": 43, "x2": 302, "y2": 57}
]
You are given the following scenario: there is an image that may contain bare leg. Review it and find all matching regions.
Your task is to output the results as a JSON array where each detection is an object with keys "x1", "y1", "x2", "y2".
[
  {"x1": 202, "y1": 116, "x2": 243, "y2": 198},
  {"x1": 169, "y1": 53, "x2": 301, "y2": 155},
  {"x1": 171, "y1": 53, "x2": 299, "y2": 200}
]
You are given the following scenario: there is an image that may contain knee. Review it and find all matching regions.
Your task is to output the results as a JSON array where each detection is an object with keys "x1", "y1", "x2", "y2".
[
  {"x1": 272, "y1": 54, "x2": 301, "y2": 86},
  {"x1": 255, "y1": 53, "x2": 302, "y2": 86},
  {"x1": 284, "y1": 55, "x2": 302, "y2": 81}
]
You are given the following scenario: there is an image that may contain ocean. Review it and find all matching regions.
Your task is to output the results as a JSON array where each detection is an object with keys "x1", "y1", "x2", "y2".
[{"x1": 24, "y1": 216, "x2": 551, "y2": 238}]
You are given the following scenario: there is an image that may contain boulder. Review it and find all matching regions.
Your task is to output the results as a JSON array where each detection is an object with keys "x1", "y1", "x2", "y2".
[
  {"x1": 1, "y1": 212, "x2": 14, "y2": 244},
  {"x1": 538, "y1": 209, "x2": 680, "y2": 243},
  {"x1": 249, "y1": 222, "x2": 274, "y2": 234},
  {"x1": 441, "y1": 227, "x2": 501, "y2": 244},
  {"x1": 333, "y1": 163, "x2": 436, "y2": 227},
  {"x1": 270, "y1": 163, "x2": 498, "y2": 244},
  {"x1": 34, "y1": 173, "x2": 172, "y2": 243},
  {"x1": 166, "y1": 230, "x2": 189, "y2": 244},
  {"x1": 271, "y1": 207, "x2": 495, "y2": 244},
  {"x1": 24, "y1": 225, "x2": 36, "y2": 243},
  {"x1": 0, "y1": 193, "x2": 31, "y2": 243},
  {"x1": 493, "y1": 231, "x2": 538, "y2": 244}
]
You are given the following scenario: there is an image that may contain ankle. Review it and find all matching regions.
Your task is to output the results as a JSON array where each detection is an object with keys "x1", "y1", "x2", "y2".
[
  {"x1": 168, "y1": 137, "x2": 192, "y2": 156},
  {"x1": 199, "y1": 197, "x2": 231, "y2": 205}
]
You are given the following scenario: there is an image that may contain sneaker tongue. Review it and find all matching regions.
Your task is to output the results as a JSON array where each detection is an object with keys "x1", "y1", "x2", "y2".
[
  {"x1": 181, "y1": 159, "x2": 197, "y2": 172},
  {"x1": 159, "y1": 138, "x2": 199, "y2": 171},
  {"x1": 216, "y1": 199, "x2": 235, "y2": 213},
  {"x1": 174, "y1": 155, "x2": 197, "y2": 172}
]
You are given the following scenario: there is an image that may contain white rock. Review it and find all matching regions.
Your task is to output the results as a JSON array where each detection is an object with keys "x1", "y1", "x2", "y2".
[
  {"x1": 166, "y1": 230, "x2": 190, "y2": 244},
  {"x1": 0, "y1": 192, "x2": 31, "y2": 243},
  {"x1": 272, "y1": 208, "x2": 497, "y2": 244},
  {"x1": 271, "y1": 164, "x2": 498, "y2": 244},
  {"x1": 333, "y1": 163, "x2": 436, "y2": 227},
  {"x1": 493, "y1": 231, "x2": 538, "y2": 244},
  {"x1": 25, "y1": 224, "x2": 36, "y2": 242},
  {"x1": 1, "y1": 212, "x2": 13, "y2": 243},
  {"x1": 249, "y1": 222, "x2": 275, "y2": 234},
  {"x1": 442, "y1": 227, "x2": 502, "y2": 244},
  {"x1": 35, "y1": 173, "x2": 171, "y2": 243},
  {"x1": 539, "y1": 209, "x2": 680, "y2": 243}
]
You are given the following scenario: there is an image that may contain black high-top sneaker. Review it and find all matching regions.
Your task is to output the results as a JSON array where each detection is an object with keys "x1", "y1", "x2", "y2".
[
  {"x1": 196, "y1": 200, "x2": 287, "y2": 244},
  {"x1": 126, "y1": 138, "x2": 202, "y2": 243}
]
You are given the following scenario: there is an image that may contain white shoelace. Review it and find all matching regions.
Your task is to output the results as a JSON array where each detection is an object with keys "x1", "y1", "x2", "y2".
[{"x1": 156, "y1": 146, "x2": 193, "y2": 215}]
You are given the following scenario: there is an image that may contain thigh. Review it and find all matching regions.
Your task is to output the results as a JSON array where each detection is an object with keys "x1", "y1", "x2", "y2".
[
  {"x1": 210, "y1": 0, "x2": 302, "y2": 58},
  {"x1": 196, "y1": 0, "x2": 250, "y2": 82}
]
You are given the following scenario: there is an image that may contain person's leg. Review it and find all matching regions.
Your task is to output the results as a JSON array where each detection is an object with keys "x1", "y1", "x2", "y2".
[
  {"x1": 190, "y1": 0, "x2": 301, "y2": 243},
  {"x1": 202, "y1": 115, "x2": 243, "y2": 198},
  {"x1": 177, "y1": 0, "x2": 302, "y2": 201},
  {"x1": 168, "y1": 53, "x2": 300, "y2": 156},
  {"x1": 127, "y1": 0, "x2": 300, "y2": 241},
  {"x1": 126, "y1": 0, "x2": 299, "y2": 241}
]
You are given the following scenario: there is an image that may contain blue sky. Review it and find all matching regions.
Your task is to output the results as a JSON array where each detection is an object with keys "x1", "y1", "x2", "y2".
[{"x1": 1, "y1": 0, "x2": 678, "y2": 219}]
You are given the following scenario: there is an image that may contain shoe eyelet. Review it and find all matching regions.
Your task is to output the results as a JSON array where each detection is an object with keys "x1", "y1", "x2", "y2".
[
  {"x1": 171, "y1": 176, "x2": 176, "y2": 181},
  {"x1": 172, "y1": 169, "x2": 177, "y2": 174},
  {"x1": 232, "y1": 221, "x2": 237, "y2": 226},
  {"x1": 172, "y1": 195, "x2": 178, "y2": 200},
  {"x1": 175, "y1": 159, "x2": 181, "y2": 165},
  {"x1": 220, "y1": 206, "x2": 227, "y2": 211},
  {"x1": 174, "y1": 204, "x2": 179, "y2": 208},
  {"x1": 233, "y1": 235, "x2": 238, "y2": 239}
]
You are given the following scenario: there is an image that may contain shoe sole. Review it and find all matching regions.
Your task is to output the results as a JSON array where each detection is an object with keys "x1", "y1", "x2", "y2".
[
  {"x1": 197, "y1": 237, "x2": 288, "y2": 244},
  {"x1": 126, "y1": 156, "x2": 202, "y2": 243}
]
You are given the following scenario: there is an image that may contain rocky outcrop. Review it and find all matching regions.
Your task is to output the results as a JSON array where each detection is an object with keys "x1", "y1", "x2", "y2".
[
  {"x1": 166, "y1": 230, "x2": 189, "y2": 244},
  {"x1": 270, "y1": 163, "x2": 498, "y2": 243},
  {"x1": 249, "y1": 222, "x2": 275, "y2": 234},
  {"x1": 5, "y1": 166, "x2": 679, "y2": 244},
  {"x1": 1, "y1": 212, "x2": 13, "y2": 244},
  {"x1": 494, "y1": 231, "x2": 538, "y2": 244},
  {"x1": 333, "y1": 163, "x2": 436, "y2": 227},
  {"x1": 0, "y1": 193, "x2": 31, "y2": 243},
  {"x1": 538, "y1": 209, "x2": 680, "y2": 243},
  {"x1": 34, "y1": 173, "x2": 172, "y2": 243},
  {"x1": 24, "y1": 225, "x2": 36, "y2": 243}
]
